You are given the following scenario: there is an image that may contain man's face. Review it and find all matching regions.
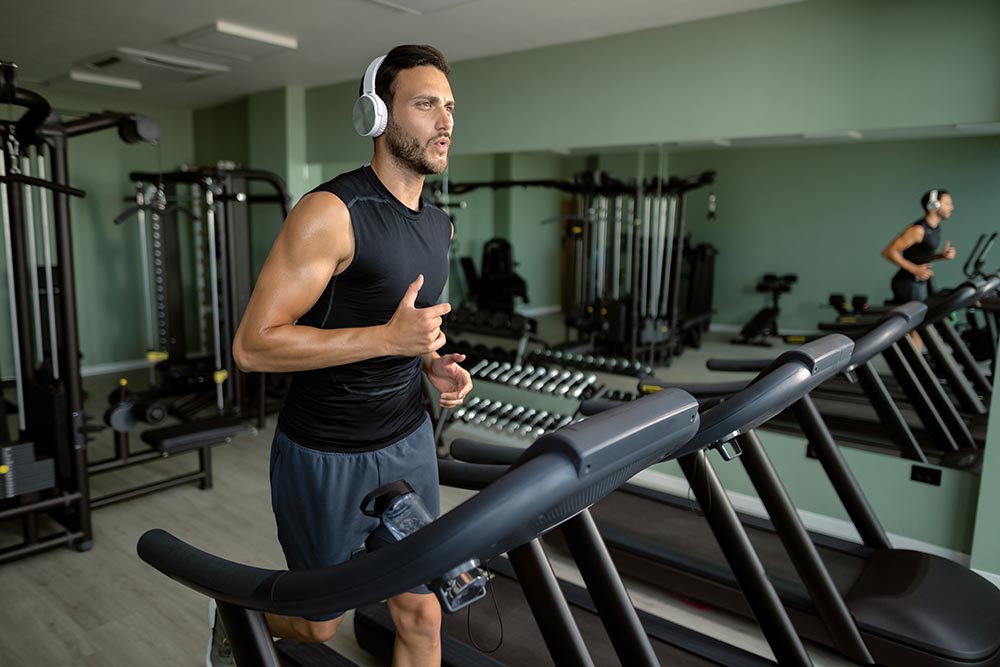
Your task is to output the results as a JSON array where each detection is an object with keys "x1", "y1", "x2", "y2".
[
  {"x1": 937, "y1": 193, "x2": 954, "y2": 219},
  {"x1": 383, "y1": 65, "x2": 454, "y2": 176}
]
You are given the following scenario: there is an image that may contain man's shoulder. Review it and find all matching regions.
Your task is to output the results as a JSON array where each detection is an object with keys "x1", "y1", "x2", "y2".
[{"x1": 310, "y1": 165, "x2": 372, "y2": 204}]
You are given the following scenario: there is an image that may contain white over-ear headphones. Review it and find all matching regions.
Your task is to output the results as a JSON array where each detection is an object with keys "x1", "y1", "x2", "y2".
[
  {"x1": 353, "y1": 55, "x2": 388, "y2": 137},
  {"x1": 926, "y1": 189, "x2": 940, "y2": 212}
]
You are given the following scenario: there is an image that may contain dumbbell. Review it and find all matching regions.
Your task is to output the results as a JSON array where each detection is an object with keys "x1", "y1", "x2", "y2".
[
  {"x1": 507, "y1": 364, "x2": 536, "y2": 385},
  {"x1": 462, "y1": 399, "x2": 494, "y2": 423},
  {"x1": 568, "y1": 374, "x2": 598, "y2": 399},
  {"x1": 526, "y1": 412, "x2": 562, "y2": 439},
  {"x1": 506, "y1": 408, "x2": 537, "y2": 433},
  {"x1": 487, "y1": 362, "x2": 513, "y2": 381},
  {"x1": 475, "y1": 361, "x2": 501, "y2": 379},
  {"x1": 474, "y1": 401, "x2": 507, "y2": 425},
  {"x1": 484, "y1": 403, "x2": 515, "y2": 428},
  {"x1": 497, "y1": 364, "x2": 523, "y2": 383},
  {"x1": 529, "y1": 368, "x2": 563, "y2": 392},
  {"x1": 518, "y1": 410, "x2": 550, "y2": 438},
  {"x1": 515, "y1": 367, "x2": 549, "y2": 389},
  {"x1": 555, "y1": 371, "x2": 586, "y2": 396},
  {"x1": 467, "y1": 359, "x2": 490, "y2": 377},
  {"x1": 494, "y1": 405, "x2": 525, "y2": 430},
  {"x1": 451, "y1": 396, "x2": 482, "y2": 421},
  {"x1": 542, "y1": 370, "x2": 573, "y2": 394},
  {"x1": 535, "y1": 413, "x2": 571, "y2": 438}
]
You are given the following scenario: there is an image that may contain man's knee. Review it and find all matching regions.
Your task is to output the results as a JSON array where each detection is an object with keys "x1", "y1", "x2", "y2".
[
  {"x1": 293, "y1": 616, "x2": 344, "y2": 643},
  {"x1": 388, "y1": 593, "x2": 442, "y2": 643}
]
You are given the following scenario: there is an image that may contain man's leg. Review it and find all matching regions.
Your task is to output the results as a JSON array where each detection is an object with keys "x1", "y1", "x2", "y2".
[
  {"x1": 387, "y1": 592, "x2": 442, "y2": 667},
  {"x1": 265, "y1": 613, "x2": 345, "y2": 643}
]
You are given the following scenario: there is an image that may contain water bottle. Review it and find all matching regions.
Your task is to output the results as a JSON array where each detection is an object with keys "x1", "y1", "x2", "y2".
[{"x1": 361, "y1": 480, "x2": 487, "y2": 612}]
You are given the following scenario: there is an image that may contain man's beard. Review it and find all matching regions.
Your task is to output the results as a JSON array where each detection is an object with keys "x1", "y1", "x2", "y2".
[{"x1": 385, "y1": 119, "x2": 446, "y2": 175}]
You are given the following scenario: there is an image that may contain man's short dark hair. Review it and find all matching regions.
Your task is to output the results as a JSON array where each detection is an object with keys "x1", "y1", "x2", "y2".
[
  {"x1": 362, "y1": 45, "x2": 450, "y2": 114},
  {"x1": 921, "y1": 188, "x2": 949, "y2": 211}
]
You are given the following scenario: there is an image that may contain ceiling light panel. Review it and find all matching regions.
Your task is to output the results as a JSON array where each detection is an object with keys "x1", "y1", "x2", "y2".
[
  {"x1": 364, "y1": 0, "x2": 481, "y2": 16},
  {"x1": 176, "y1": 20, "x2": 298, "y2": 61}
]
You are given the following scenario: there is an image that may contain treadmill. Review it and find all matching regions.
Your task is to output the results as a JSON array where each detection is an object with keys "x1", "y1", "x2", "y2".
[
  {"x1": 357, "y1": 335, "x2": 856, "y2": 667},
  {"x1": 569, "y1": 310, "x2": 1000, "y2": 666},
  {"x1": 137, "y1": 385, "x2": 701, "y2": 666},
  {"x1": 774, "y1": 283, "x2": 997, "y2": 467},
  {"x1": 135, "y1": 336, "x2": 854, "y2": 667}
]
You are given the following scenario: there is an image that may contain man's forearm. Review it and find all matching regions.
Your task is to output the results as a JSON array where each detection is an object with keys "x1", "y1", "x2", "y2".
[{"x1": 234, "y1": 323, "x2": 391, "y2": 373}]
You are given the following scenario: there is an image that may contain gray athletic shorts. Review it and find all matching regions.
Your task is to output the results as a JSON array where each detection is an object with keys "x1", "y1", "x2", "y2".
[{"x1": 269, "y1": 415, "x2": 439, "y2": 621}]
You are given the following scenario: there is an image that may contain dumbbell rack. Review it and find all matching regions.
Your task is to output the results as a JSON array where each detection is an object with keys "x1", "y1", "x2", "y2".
[{"x1": 440, "y1": 357, "x2": 599, "y2": 452}]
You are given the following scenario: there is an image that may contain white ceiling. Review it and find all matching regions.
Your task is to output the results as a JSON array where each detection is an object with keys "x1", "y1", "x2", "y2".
[{"x1": 2, "y1": 0, "x2": 804, "y2": 109}]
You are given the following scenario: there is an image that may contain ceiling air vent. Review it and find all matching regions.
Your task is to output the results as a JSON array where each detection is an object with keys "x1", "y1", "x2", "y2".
[{"x1": 81, "y1": 47, "x2": 229, "y2": 82}]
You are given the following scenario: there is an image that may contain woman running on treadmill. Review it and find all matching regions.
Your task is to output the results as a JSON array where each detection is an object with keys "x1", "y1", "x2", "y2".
[{"x1": 882, "y1": 188, "x2": 957, "y2": 304}]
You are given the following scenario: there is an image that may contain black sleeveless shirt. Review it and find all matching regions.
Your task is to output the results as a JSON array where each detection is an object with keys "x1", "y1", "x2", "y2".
[
  {"x1": 277, "y1": 166, "x2": 452, "y2": 451},
  {"x1": 894, "y1": 218, "x2": 941, "y2": 282}
]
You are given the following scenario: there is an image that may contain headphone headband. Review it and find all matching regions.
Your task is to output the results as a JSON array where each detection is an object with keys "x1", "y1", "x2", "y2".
[
  {"x1": 353, "y1": 54, "x2": 389, "y2": 137},
  {"x1": 362, "y1": 55, "x2": 385, "y2": 96}
]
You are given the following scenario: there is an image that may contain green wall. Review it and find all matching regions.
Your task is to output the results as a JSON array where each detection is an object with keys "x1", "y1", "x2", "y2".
[
  {"x1": 653, "y1": 430, "x2": 981, "y2": 552},
  {"x1": 193, "y1": 98, "x2": 249, "y2": 168},
  {"x1": 305, "y1": 0, "x2": 1000, "y2": 163},
  {"x1": 669, "y1": 135, "x2": 1000, "y2": 331},
  {"x1": 1, "y1": 87, "x2": 194, "y2": 373}
]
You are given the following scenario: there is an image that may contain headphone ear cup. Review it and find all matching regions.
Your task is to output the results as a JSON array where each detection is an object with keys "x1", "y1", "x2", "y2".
[{"x1": 353, "y1": 94, "x2": 388, "y2": 137}]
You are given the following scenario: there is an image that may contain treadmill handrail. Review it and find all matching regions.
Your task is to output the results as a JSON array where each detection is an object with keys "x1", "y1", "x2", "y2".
[
  {"x1": 138, "y1": 388, "x2": 700, "y2": 620},
  {"x1": 923, "y1": 282, "x2": 978, "y2": 323},
  {"x1": 587, "y1": 336, "x2": 853, "y2": 457},
  {"x1": 687, "y1": 335, "x2": 853, "y2": 451},
  {"x1": 846, "y1": 302, "x2": 926, "y2": 369}
]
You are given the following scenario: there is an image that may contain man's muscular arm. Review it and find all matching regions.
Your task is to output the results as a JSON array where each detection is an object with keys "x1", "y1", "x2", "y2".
[
  {"x1": 882, "y1": 224, "x2": 933, "y2": 281},
  {"x1": 233, "y1": 192, "x2": 449, "y2": 373}
]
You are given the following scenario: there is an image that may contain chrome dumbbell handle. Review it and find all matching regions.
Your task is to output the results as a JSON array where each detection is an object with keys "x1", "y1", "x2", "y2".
[
  {"x1": 487, "y1": 362, "x2": 512, "y2": 381},
  {"x1": 530, "y1": 368, "x2": 562, "y2": 392},
  {"x1": 451, "y1": 396, "x2": 482, "y2": 421},
  {"x1": 463, "y1": 399, "x2": 493, "y2": 423},
  {"x1": 495, "y1": 405, "x2": 525, "y2": 430},
  {"x1": 508, "y1": 364, "x2": 535, "y2": 385},
  {"x1": 555, "y1": 371, "x2": 585, "y2": 396},
  {"x1": 506, "y1": 408, "x2": 536, "y2": 432},
  {"x1": 518, "y1": 410, "x2": 550, "y2": 437},
  {"x1": 569, "y1": 374, "x2": 599, "y2": 399},
  {"x1": 517, "y1": 367, "x2": 549, "y2": 388},
  {"x1": 497, "y1": 364, "x2": 523, "y2": 383},
  {"x1": 543, "y1": 370, "x2": 573, "y2": 394},
  {"x1": 467, "y1": 359, "x2": 490, "y2": 376},
  {"x1": 476, "y1": 361, "x2": 501, "y2": 379},
  {"x1": 485, "y1": 403, "x2": 514, "y2": 428}
]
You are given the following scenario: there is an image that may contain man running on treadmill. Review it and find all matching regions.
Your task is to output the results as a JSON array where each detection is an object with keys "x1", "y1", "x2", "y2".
[
  {"x1": 882, "y1": 188, "x2": 957, "y2": 303},
  {"x1": 221, "y1": 45, "x2": 469, "y2": 666}
]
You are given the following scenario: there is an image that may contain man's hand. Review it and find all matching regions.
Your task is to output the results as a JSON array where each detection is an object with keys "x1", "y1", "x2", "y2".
[
  {"x1": 938, "y1": 240, "x2": 956, "y2": 260},
  {"x1": 425, "y1": 353, "x2": 473, "y2": 408},
  {"x1": 913, "y1": 263, "x2": 934, "y2": 281},
  {"x1": 381, "y1": 275, "x2": 451, "y2": 356}
]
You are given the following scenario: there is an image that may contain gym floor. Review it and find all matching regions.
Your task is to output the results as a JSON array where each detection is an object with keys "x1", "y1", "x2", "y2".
[{"x1": 0, "y1": 326, "x2": 861, "y2": 667}]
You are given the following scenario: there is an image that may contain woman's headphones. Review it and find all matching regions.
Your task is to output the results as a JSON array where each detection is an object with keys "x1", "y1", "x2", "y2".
[{"x1": 352, "y1": 55, "x2": 388, "y2": 137}]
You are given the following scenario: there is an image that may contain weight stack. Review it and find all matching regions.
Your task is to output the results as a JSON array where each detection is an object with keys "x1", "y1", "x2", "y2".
[{"x1": 0, "y1": 442, "x2": 56, "y2": 499}]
